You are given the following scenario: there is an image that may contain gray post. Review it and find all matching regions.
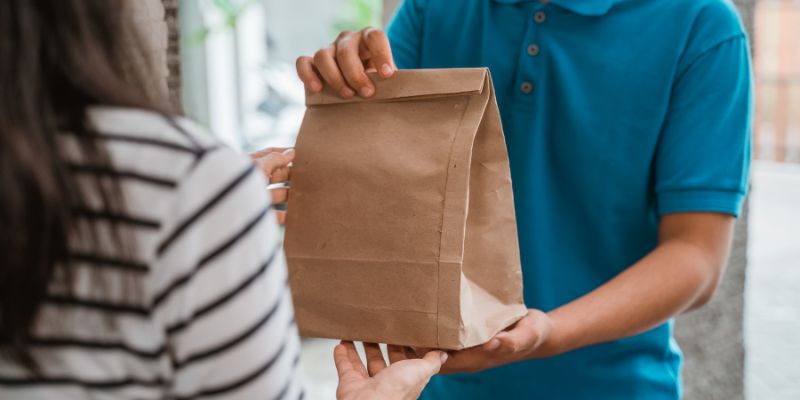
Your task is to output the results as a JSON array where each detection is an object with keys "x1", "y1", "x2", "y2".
[
  {"x1": 383, "y1": 0, "x2": 401, "y2": 25},
  {"x1": 675, "y1": 2, "x2": 755, "y2": 398}
]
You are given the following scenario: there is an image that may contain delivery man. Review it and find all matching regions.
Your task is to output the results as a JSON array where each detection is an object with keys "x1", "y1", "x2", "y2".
[{"x1": 295, "y1": 0, "x2": 751, "y2": 398}]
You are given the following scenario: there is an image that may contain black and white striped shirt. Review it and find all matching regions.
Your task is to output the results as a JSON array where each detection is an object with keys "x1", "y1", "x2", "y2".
[{"x1": 0, "y1": 107, "x2": 303, "y2": 399}]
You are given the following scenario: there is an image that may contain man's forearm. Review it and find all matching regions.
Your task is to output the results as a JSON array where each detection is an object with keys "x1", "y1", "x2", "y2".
[{"x1": 539, "y1": 215, "x2": 733, "y2": 357}]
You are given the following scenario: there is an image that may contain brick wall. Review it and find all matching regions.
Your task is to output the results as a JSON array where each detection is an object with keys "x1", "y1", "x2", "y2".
[
  {"x1": 163, "y1": 0, "x2": 182, "y2": 110},
  {"x1": 129, "y1": 0, "x2": 181, "y2": 109},
  {"x1": 129, "y1": 0, "x2": 169, "y2": 98}
]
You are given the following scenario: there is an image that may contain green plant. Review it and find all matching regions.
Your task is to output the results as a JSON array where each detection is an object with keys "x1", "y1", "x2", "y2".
[
  {"x1": 187, "y1": 0, "x2": 259, "y2": 45},
  {"x1": 333, "y1": 0, "x2": 383, "y2": 34}
]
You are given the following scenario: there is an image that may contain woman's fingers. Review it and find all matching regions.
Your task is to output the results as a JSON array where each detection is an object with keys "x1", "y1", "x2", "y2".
[
  {"x1": 253, "y1": 149, "x2": 294, "y2": 182},
  {"x1": 251, "y1": 148, "x2": 293, "y2": 225},
  {"x1": 270, "y1": 187, "x2": 288, "y2": 205},
  {"x1": 363, "y1": 343, "x2": 387, "y2": 377},
  {"x1": 333, "y1": 344, "x2": 356, "y2": 377},
  {"x1": 296, "y1": 56, "x2": 322, "y2": 93},
  {"x1": 419, "y1": 351, "x2": 448, "y2": 377},
  {"x1": 269, "y1": 166, "x2": 291, "y2": 184},
  {"x1": 314, "y1": 45, "x2": 354, "y2": 98},
  {"x1": 275, "y1": 211, "x2": 286, "y2": 225},
  {"x1": 334, "y1": 342, "x2": 368, "y2": 379},
  {"x1": 250, "y1": 147, "x2": 289, "y2": 160}
]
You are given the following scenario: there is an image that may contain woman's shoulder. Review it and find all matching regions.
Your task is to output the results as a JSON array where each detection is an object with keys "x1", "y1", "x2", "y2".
[
  {"x1": 88, "y1": 106, "x2": 220, "y2": 153},
  {"x1": 82, "y1": 106, "x2": 267, "y2": 255},
  {"x1": 86, "y1": 106, "x2": 249, "y2": 180}
]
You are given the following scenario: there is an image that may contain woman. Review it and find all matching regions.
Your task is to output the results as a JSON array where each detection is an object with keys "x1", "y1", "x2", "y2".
[{"x1": 0, "y1": 1, "x2": 443, "y2": 399}]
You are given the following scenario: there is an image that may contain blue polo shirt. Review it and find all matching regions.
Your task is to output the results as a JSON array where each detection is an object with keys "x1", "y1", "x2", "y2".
[{"x1": 387, "y1": 0, "x2": 751, "y2": 398}]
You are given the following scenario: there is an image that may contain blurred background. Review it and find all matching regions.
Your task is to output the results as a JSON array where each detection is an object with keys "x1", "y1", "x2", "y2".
[
  {"x1": 178, "y1": 0, "x2": 382, "y2": 152},
  {"x1": 158, "y1": 0, "x2": 799, "y2": 398}
]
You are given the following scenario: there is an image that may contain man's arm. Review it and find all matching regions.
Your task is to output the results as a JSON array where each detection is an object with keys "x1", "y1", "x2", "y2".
[
  {"x1": 548, "y1": 212, "x2": 734, "y2": 353},
  {"x1": 440, "y1": 34, "x2": 751, "y2": 374},
  {"x1": 439, "y1": 212, "x2": 734, "y2": 373}
]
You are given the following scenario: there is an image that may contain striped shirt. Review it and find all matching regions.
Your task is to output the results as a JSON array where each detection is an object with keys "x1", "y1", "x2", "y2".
[{"x1": 0, "y1": 107, "x2": 303, "y2": 400}]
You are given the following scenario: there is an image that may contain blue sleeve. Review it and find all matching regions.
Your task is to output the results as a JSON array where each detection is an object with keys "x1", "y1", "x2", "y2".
[
  {"x1": 386, "y1": 0, "x2": 427, "y2": 69},
  {"x1": 654, "y1": 36, "x2": 752, "y2": 217}
]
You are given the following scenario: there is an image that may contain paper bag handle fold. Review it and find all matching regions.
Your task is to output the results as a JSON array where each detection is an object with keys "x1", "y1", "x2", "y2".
[{"x1": 306, "y1": 68, "x2": 488, "y2": 106}]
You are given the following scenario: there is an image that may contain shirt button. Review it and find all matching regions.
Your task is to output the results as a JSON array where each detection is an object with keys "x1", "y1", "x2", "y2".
[
  {"x1": 527, "y1": 44, "x2": 540, "y2": 56},
  {"x1": 534, "y1": 11, "x2": 546, "y2": 23},
  {"x1": 520, "y1": 81, "x2": 534, "y2": 94}
]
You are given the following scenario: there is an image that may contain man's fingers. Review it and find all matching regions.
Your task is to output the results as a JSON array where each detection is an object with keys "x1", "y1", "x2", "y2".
[
  {"x1": 296, "y1": 56, "x2": 322, "y2": 93},
  {"x1": 387, "y1": 345, "x2": 408, "y2": 364},
  {"x1": 314, "y1": 46, "x2": 354, "y2": 98},
  {"x1": 494, "y1": 332, "x2": 522, "y2": 353},
  {"x1": 482, "y1": 337, "x2": 502, "y2": 351},
  {"x1": 410, "y1": 347, "x2": 434, "y2": 358},
  {"x1": 363, "y1": 343, "x2": 387, "y2": 377},
  {"x1": 404, "y1": 346, "x2": 421, "y2": 360},
  {"x1": 492, "y1": 311, "x2": 545, "y2": 353},
  {"x1": 335, "y1": 33, "x2": 374, "y2": 97},
  {"x1": 361, "y1": 27, "x2": 396, "y2": 78}
]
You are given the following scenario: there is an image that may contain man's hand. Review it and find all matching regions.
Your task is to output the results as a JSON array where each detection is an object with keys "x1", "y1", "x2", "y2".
[
  {"x1": 335, "y1": 342, "x2": 447, "y2": 400},
  {"x1": 250, "y1": 147, "x2": 294, "y2": 224},
  {"x1": 437, "y1": 310, "x2": 557, "y2": 374},
  {"x1": 296, "y1": 27, "x2": 396, "y2": 99}
]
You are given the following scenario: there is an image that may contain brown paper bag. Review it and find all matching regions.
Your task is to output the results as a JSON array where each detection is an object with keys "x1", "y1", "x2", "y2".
[{"x1": 284, "y1": 68, "x2": 527, "y2": 350}]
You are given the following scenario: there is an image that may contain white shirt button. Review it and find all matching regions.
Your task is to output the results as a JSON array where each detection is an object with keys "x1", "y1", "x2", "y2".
[
  {"x1": 527, "y1": 44, "x2": 540, "y2": 56},
  {"x1": 521, "y1": 81, "x2": 534, "y2": 94},
  {"x1": 534, "y1": 11, "x2": 546, "y2": 23}
]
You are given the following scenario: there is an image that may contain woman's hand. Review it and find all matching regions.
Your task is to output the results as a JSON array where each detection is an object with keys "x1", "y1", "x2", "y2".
[
  {"x1": 296, "y1": 27, "x2": 396, "y2": 99},
  {"x1": 438, "y1": 310, "x2": 558, "y2": 374},
  {"x1": 250, "y1": 147, "x2": 294, "y2": 224},
  {"x1": 335, "y1": 342, "x2": 447, "y2": 400}
]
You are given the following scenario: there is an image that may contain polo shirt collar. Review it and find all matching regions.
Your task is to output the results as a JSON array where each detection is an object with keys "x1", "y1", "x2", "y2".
[{"x1": 491, "y1": 0, "x2": 619, "y2": 16}]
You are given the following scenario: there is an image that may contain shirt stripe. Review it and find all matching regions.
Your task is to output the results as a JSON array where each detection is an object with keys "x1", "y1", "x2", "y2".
[
  {"x1": 72, "y1": 208, "x2": 161, "y2": 230},
  {"x1": 153, "y1": 208, "x2": 275, "y2": 309},
  {"x1": 156, "y1": 164, "x2": 257, "y2": 256},
  {"x1": 67, "y1": 252, "x2": 149, "y2": 273},
  {"x1": 67, "y1": 163, "x2": 178, "y2": 189}
]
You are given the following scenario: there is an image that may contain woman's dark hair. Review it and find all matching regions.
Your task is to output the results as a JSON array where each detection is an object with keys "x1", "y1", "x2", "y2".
[{"x1": 0, "y1": 0, "x2": 168, "y2": 369}]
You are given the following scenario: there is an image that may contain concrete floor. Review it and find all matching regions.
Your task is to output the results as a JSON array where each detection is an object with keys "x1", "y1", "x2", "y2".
[
  {"x1": 299, "y1": 339, "x2": 339, "y2": 400},
  {"x1": 298, "y1": 161, "x2": 800, "y2": 400},
  {"x1": 745, "y1": 161, "x2": 800, "y2": 400}
]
